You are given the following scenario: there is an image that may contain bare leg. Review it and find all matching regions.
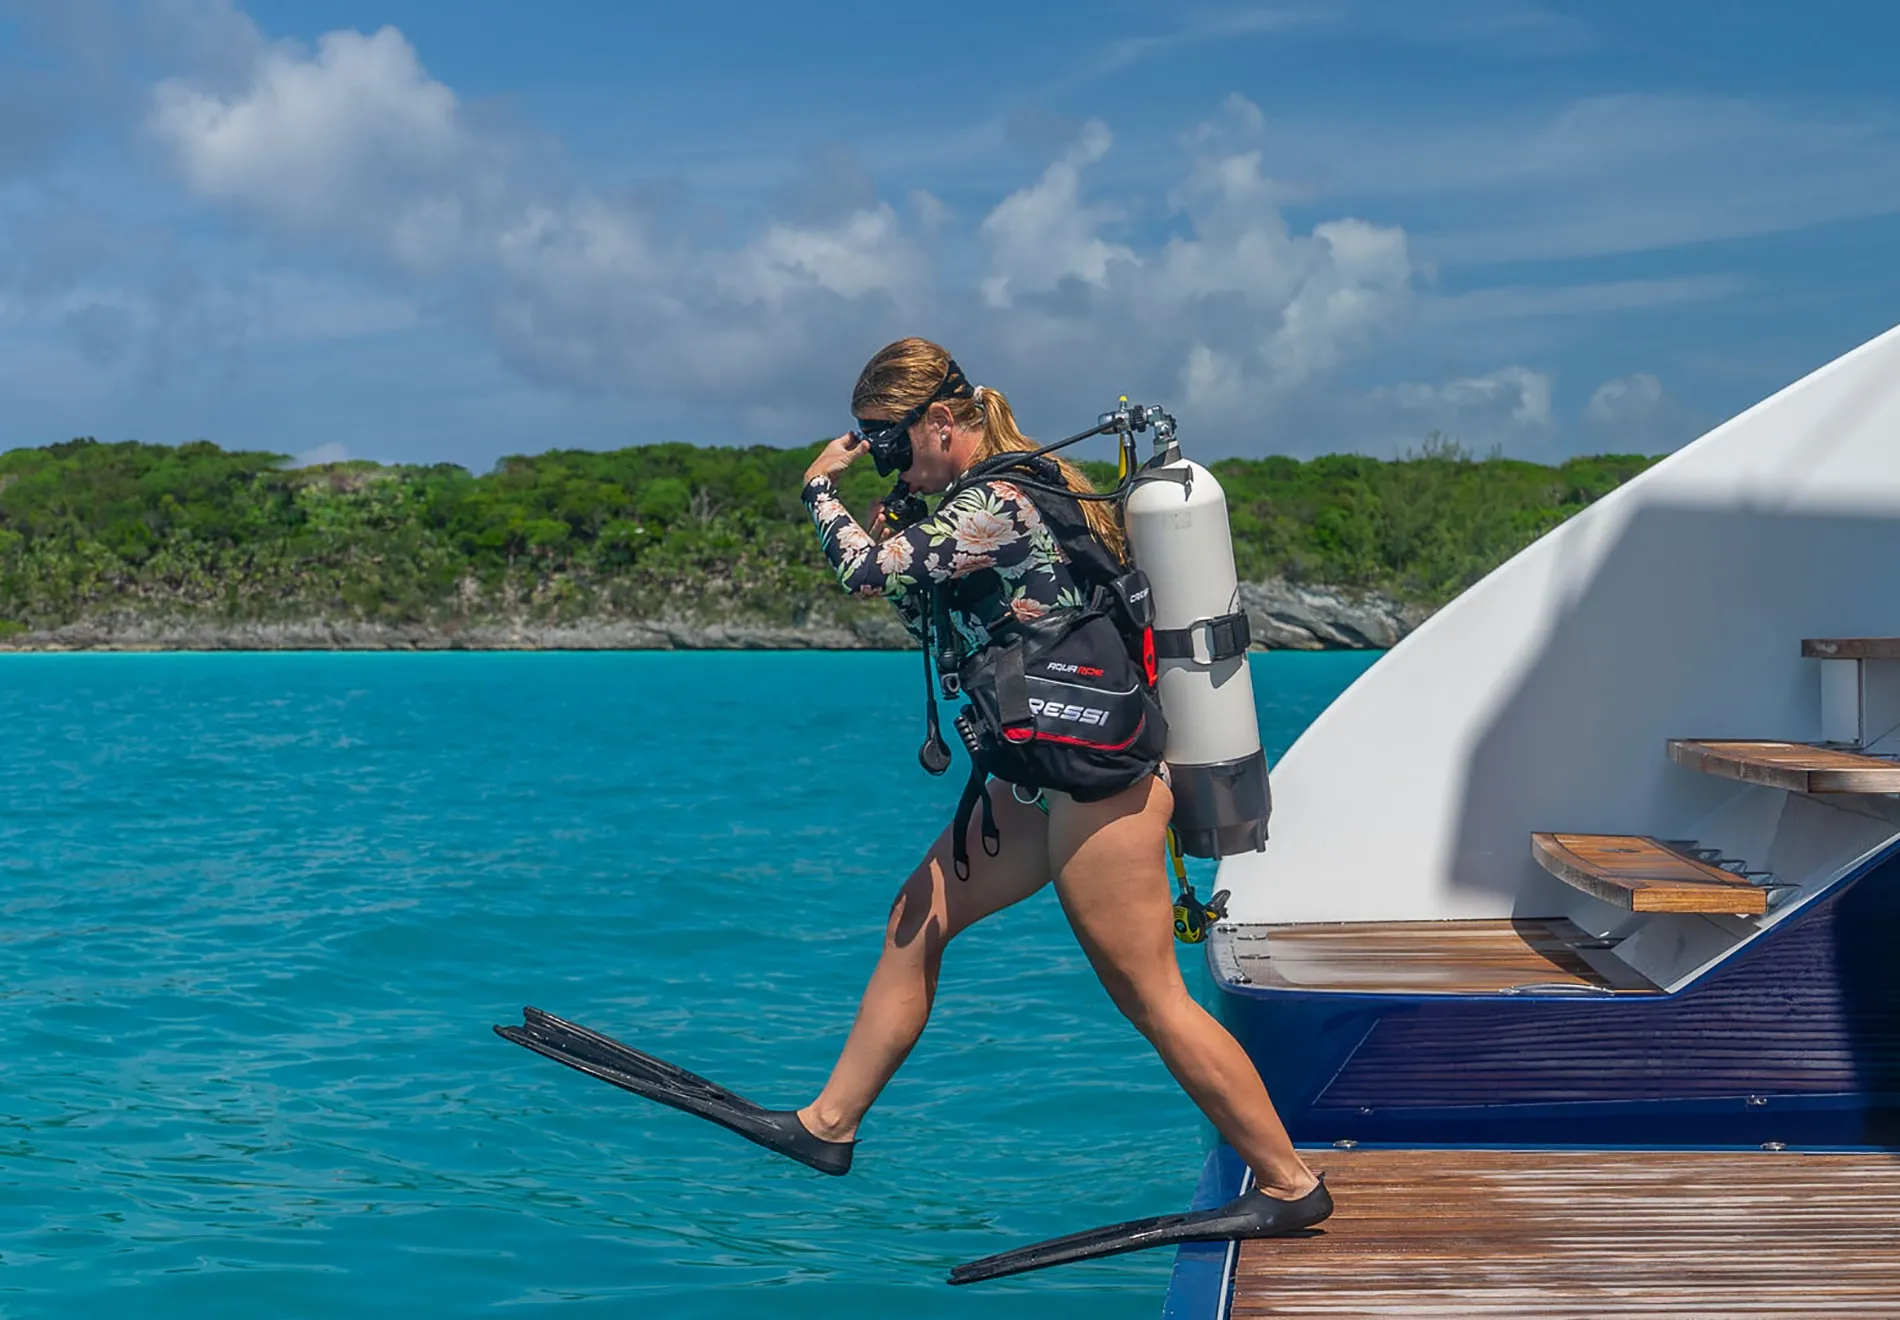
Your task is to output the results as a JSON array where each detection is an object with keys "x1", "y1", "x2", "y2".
[
  {"x1": 1047, "y1": 775, "x2": 1318, "y2": 1199},
  {"x1": 799, "y1": 785, "x2": 1051, "y2": 1142}
]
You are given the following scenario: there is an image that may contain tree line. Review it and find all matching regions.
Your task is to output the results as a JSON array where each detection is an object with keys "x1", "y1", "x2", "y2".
[{"x1": 0, "y1": 435, "x2": 1659, "y2": 636}]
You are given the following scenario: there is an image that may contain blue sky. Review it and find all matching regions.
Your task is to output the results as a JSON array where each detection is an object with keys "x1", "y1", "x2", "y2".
[{"x1": 2, "y1": 0, "x2": 1897, "y2": 469}]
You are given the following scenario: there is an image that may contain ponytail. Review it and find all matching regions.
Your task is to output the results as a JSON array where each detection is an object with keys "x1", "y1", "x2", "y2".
[{"x1": 967, "y1": 384, "x2": 1128, "y2": 563}]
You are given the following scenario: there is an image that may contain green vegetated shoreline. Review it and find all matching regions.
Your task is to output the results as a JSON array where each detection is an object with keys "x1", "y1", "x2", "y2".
[{"x1": 0, "y1": 435, "x2": 1660, "y2": 649}]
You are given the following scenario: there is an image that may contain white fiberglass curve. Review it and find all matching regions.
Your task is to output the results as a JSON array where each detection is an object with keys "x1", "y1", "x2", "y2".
[{"x1": 1224, "y1": 324, "x2": 1900, "y2": 927}]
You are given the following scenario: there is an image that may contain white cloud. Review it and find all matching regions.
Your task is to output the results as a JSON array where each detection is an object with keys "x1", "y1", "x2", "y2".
[
  {"x1": 144, "y1": 23, "x2": 941, "y2": 406},
  {"x1": 150, "y1": 27, "x2": 477, "y2": 247},
  {"x1": 1086, "y1": 1, "x2": 1593, "y2": 82},
  {"x1": 1583, "y1": 371, "x2": 1662, "y2": 425},
  {"x1": 979, "y1": 120, "x2": 1131, "y2": 308},
  {"x1": 1220, "y1": 361, "x2": 1566, "y2": 461},
  {"x1": 1580, "y1": 371, "x2": 1696, "y2": 451},
  {"x1": 976, "y1": 97, "x2": 1415, "y2": 426},
  {"x1": 1373, "y1": 364, "x2": 1554, "y2": 436},
  {"x1": 1267, "y1": 218, "x2": 1412, "y2": 380},
  {"x1": 723, "y1": 203, "x2": 926, "y2": 307},
  {"x1": 1093, "y1": 7, "x2": 1332, "y2": 77},
  {"x1": 144, "y1": 42, "x2": 1418, "y2": 443}
]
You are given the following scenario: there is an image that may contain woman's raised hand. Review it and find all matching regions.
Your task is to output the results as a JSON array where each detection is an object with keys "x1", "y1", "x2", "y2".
[{"x1": 804, "y1": 432, "x2": 867, "y2": 485}]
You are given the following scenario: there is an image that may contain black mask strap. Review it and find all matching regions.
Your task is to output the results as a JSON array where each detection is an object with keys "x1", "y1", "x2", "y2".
[{"x1": 856, "y1": 358, "x2": 975, "y2": 478}]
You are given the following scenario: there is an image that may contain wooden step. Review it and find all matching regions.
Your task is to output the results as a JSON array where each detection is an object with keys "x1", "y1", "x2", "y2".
[
  {"x1": 1232, "y1": 1148, "x2": 1900, "y2": 1318},
  {"x1": 1531, "y1": 832, "x2": 1767, "y2": 915},
  {"x1": 1802, "y1": 636, "x2": 1900, "y2": 659},
  {"x1": 1669, "y1": 738, "x2": 1900, "y2": 792},
  {"x1": 1229, "y1": 918, "x2": 1656, "y2": 995}
]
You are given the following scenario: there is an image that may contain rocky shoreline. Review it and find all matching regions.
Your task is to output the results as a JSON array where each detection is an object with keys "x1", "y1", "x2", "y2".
[
  {"x1": 0, "y1": 580, "x2": 1432, "y2": 653},
  {"x1": 1237, "y1": 580, "x2": 1433, "y2": 651}
]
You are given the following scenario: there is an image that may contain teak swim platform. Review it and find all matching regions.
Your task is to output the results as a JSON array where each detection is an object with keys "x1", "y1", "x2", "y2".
[{"x1": 1230, "y1": 1148, "x2": 1900, "y2": 1319}]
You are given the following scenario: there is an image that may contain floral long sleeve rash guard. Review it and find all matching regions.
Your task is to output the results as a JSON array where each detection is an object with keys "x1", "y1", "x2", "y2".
[{"x1": 802, "y1": 475, "x2": 1093, "y2": 657}]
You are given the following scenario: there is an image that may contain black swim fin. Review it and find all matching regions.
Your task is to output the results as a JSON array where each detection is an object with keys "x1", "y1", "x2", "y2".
[
  {"x1": 948, "y1": 1177, "x2": 1330, "y2": 1285},
  {"x1": 493, "y1": 1006, "x2": 855, "y2": 1176}
]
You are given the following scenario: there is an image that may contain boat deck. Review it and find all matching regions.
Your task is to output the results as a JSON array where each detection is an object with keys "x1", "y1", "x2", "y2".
[{"x1": 1232, "y1": 1148, "x2": 1900, "y2": 1318}]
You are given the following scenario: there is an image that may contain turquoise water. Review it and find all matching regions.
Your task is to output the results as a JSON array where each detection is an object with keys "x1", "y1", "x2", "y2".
[{"x1": 0, "y1": 650, "x2": 1375, "y2": 1320}]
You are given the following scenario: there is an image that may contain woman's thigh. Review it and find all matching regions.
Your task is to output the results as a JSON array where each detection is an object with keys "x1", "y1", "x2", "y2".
[
  {"x1": 885, "y1": 780, "x2": 1054, "y2": 955},
  {"x1": 1044, "y1": 774, "x2": 1184, "y2": 1017}
]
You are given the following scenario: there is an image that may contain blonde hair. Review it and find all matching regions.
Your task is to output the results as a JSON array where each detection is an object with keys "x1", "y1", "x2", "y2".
[{"x1": 851, "y1": 337, "x2": 1127, "y2": 562}]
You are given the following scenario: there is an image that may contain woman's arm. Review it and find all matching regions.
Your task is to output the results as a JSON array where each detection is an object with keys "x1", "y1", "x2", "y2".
[{"x1": 801, "y1": 476, "x2": 1044, "y2": 603}]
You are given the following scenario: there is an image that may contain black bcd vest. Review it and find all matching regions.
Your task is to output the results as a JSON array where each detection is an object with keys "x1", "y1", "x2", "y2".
[{"x1": 914, "y1": 456, "x2": 1167, "y2": 878}]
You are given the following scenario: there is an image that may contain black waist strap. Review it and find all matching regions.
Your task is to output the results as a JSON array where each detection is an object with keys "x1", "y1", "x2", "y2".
[{"x1": 1151, "y1": 612, "x2": 1251, "y2": 663}]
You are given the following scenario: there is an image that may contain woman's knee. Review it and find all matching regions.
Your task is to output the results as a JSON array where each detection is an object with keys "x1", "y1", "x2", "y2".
[
  {"x1": 885, "y1": 864, "x2": 948, "y2": 954},
  {"x1": 885, "y1": 842, "x2": 1005, "y2": 953},
  {"x1": 873, "y1": 791, "x2": 1055, "y2": 965}
]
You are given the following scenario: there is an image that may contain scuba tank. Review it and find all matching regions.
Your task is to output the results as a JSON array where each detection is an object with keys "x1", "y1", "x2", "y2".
[{"x1": 1123, "y1": 418, "x2": 1271, "y2": 858}]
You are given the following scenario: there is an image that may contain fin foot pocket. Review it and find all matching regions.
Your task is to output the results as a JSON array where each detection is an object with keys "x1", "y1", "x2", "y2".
[
  {"x1": 493, "y1": 1007, "x2": 855, "y2": 1177},
  {"x1": 947, "y1": 1177, "x2": 1330, "y2": 1285}
]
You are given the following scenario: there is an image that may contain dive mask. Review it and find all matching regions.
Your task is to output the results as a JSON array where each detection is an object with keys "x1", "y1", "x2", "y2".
[{"x1": 854, "y1": 358, "x2": 974, "y2": 477}]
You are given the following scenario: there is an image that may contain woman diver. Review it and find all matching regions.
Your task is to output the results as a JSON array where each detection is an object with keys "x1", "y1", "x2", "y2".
[{"x1": 497, "y1": 338, "x2": 1331, "y2": 1282}]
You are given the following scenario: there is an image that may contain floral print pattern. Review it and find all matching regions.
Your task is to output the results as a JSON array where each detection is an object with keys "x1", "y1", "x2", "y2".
[{"x1": 803, "y1": 475, "x2": 1093, "y2": 656}]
